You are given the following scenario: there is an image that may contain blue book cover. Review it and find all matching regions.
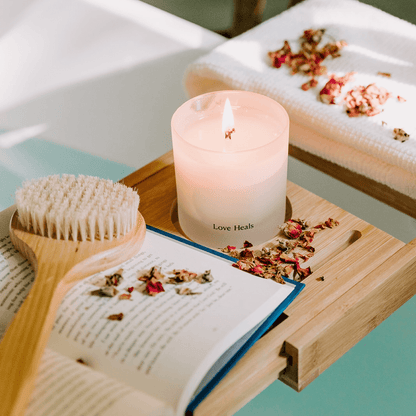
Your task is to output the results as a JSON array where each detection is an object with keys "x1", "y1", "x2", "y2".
[{"x1": 147, "y1": 226, "x2": 304, "y2": 415}]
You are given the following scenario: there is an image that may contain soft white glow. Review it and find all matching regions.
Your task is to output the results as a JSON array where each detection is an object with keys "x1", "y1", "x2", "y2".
[
  {"x1": 347, "y1": 44, "x2": 414, "y2": 67},
  {"x1": 222, "y1": 98, "x2": 235, "y2": 135}
]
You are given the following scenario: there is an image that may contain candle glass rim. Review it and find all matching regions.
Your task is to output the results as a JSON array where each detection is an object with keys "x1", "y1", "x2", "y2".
[{"x1": 171, "y1": 90, "x2": 289, "y2": 155}]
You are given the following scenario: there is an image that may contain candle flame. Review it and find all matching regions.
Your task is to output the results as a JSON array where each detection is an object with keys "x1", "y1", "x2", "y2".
[{"x1": 222, "y1": 98, "x2": 235, "y2": 139}]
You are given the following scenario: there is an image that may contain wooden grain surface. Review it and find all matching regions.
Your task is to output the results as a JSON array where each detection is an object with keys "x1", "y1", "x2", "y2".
[
  {"x1": 289, "y1": 144, "x2": 416, "y2": 219},
  {"x1": 123, "y1": 151, "x2": 416, "y2": 415}
]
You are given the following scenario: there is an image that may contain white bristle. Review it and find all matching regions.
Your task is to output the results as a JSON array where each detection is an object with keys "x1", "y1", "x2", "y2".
[{"x1": 15, "y1": 175, "x2": 140, "y2": 241}]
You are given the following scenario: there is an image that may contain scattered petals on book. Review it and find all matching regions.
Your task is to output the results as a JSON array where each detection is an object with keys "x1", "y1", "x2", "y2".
[
  {"x1": 105, "y1": 269, "x2": 124, "y2": 287},
  {"x1": 177, "y1": 287, "x2": 202, "y2": 296},
  {"x1": 222, "y1": 217, "x2": 339, "y2": 283},
  {"x1": 118, "y1": 293, "x2": 132, "y2": 300},
  {"x1": 90, "y1": 286, "x2": 119, "y2": 297}
]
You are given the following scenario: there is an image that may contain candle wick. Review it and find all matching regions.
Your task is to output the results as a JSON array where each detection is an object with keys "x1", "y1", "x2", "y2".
[{"x1": 224, "y1": 128, "x2": 235, "y2": 140}]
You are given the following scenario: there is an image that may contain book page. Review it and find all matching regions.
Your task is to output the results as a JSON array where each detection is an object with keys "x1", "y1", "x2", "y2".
[
  {"x1": 47, "y1": 229, "x2": 295, "y2": 415},
  {"x1": 0, "y1": 206, "x2": 35, "y2": 339},
  {"x1": 0, "y1": 207, "x2": 295, "y2": 416},
  {"x1": 26, "y1": 348, "x2": 173, "y2": 416},
  {"x1": 0, "y1": 207, "x2": 172, "y2": 416}
]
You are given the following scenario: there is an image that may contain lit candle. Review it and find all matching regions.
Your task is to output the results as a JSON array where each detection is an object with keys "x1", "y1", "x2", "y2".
[{"x1": 171, "y1": 90, "x2": 289, "y2": 248}]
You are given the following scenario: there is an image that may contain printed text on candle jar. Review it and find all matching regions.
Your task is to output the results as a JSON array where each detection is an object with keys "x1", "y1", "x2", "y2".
[{"x1": 213, "y1": 223, "x2": 254, "y2": 231}]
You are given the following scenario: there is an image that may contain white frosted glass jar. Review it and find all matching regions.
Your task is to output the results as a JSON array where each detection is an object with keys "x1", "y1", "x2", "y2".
[{"x1": 171, "y1": 90, "x2": 289, "y2": 249}]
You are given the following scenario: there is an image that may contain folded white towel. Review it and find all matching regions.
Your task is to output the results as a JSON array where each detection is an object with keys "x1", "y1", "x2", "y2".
[{"x1": 184, "y1": 0, "x2": 416, "y2": 200}]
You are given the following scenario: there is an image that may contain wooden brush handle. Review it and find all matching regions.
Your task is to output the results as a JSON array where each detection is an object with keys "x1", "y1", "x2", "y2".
[
  {"x1": 0, "y1": 261, "x2": 70, "y2": 416},
  {"x1": 0, "y1": 211, "x2": 146, "y2": 416}
]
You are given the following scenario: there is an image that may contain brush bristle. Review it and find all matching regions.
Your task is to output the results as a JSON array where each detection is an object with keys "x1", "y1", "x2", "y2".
[{"x1": 15, "y1": 174, "x2": 140, "y2": 242}]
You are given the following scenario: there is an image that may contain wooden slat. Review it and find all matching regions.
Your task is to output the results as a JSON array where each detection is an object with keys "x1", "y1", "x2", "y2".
[
  {"x1": 283, "y1": 238, "x2": 416, "y2": 391},
  {"x1": 289, "y1": 144, "x2": 416, "y2": 219},
  {"x1": 122, "y1": 151, "x2": 412, "y2": 415}
]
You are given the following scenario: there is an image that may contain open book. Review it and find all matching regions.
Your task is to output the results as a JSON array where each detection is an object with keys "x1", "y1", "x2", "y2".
[{"x1": 0, "y1": 206, "x2": 303, "y2": 416}]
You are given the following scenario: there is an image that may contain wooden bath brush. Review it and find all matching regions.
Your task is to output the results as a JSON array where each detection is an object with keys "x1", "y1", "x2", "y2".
[{"x1": 0, "y1": 175, "x2": 146, "y2": 416}]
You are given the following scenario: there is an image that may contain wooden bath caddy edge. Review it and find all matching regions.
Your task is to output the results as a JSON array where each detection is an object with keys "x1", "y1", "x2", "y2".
[{"x1": 122, "y1": 151, "x2": 416, "y2": 416}]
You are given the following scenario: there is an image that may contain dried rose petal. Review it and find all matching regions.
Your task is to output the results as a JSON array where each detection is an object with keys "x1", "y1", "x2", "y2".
[
  {"x1": 393, "y1": 128, "x2": 410, "y2": 142},
  {"x1": 243, "y1": 240, "x2": 253, "y2": 248},
  {"x1": 345, "y1": 84, "x2": 391, "y2": 117},
  {"x1": 250, "y1": 265, "x2": 264, "y2": 275},
  {"x1": 397, "y1": 96, "x2": 406, "y2": 103},
  {"x1": 105, "y1": 269, "x2": 124, "y2": 287},
  {"x1": 296, "y1": 264, "x2": 312, "y2": 280},
  {"x1": 226, "y1": 216, "x2": 339, "y2": 285},
  {"x1": 127, "y1": 286, "x2": 134, "y2": 293},
  {"x1": 222, "y1": 245, "x2": 236, "y2": 252},
  {"x1": 170, "y1": 269, "x2": 198, "y2": 283},
  {"x1": 239, "y1": 248, "x2": 254, "y2": 259},
  {"x1": 195, "y1": 270, "x2": 214, "y2": 283},
  {"x1": 269, "y1": 29, "x2": 346, "y2": 89},
  {"x1": 282, "y1": 220, "x2": 303, "y2": 239},
  {"x1": 301, "y1": 78, "x2": 318, "y2": 91},
  {"x1": 313, "y1": 217, "x2": 339, "y2": 230},
  {"x1": 118, "y1": 293, "x2": 132, "y2": 300},
  {"x1": 90, "y1": 287, "x2": 119, "y2": 297},
  {"x1": 107, "y1": 313, "x2": 124, "y2": 321},
  {"x1": 139, "y1": 266, "x2": 165, "y2": 282},
  {"x1": 177, "y1": 287, "x2": 201, "y2": 296},
  {"x1": 146, "y1": 278, "x2": 165, "y2": 296},
  {"x1": 319, "y1": 73, "x2": 355, "y2": 105},
  {"x1": 302, "y1": 29, "x2": 326, "y2": 46}
]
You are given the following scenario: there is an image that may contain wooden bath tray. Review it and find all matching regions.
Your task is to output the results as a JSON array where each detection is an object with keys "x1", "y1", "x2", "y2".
[{"x1": 122, "y1": 151, "x2": 416, "y2": 416}]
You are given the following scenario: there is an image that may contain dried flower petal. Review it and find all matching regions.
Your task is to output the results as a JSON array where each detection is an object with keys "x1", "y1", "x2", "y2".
[
  {"x1": 169, "y1": 269, "x2": 198, "y2": 283},
  {"x1": 301, "y1": 78, "x2": 318, "y2": 91},
  {"x1": 397, "y1": 96, "x2": 406, "y2": 103},
  {"x1": 393, "y1": 128, "x2": 410, "y2": 142},
  {"x1": 139, "y1": 266, "x2": 165, "y2": 282},
  {"x1": 127, "y1": 286, "x2": 134, "y2": 293},
  {"x1": 345, "y1": 84, "x2": 391, "y2": 117},
  {"x1": 282, "y1": 220, "x2": 303, "y2": 239},
  {"x1": 105, "y1": 269, "x2": 124, "y2": 287},
  {"x1": 146, "y1": 278, "x2": 165, "y2": 296},
  {"x1": 269, "y1": 29, "x2": 347, "y2": 89},
  {"x1": 222, "y1": 245, "x2": 237, "y2": 253},
  {"x1": 378, "y1": 72, "x2": 391, "y2": 77},
  {"x1": 90, "y1": 287, "x2": 119, "y2": 297},
  {"x1": 319, "y1": 72, "x2": 355, "y2": 105},
  {"x1": 177, "y1": 287, "x2": 202, "y2": 296},
  {"x1": 226, "y1": 217, "x2": 339, "y2": 285},
  {"x1": 295, "y1": 264, "x2": 312, "y2": 280},
  {"x1": 118, "y1": 293, "x2": 132, "y2": 300},
  {"x1": 107, "y1": 313, "x2": 124, "y2": 321},
  {"x1": 195, "y1": 270, "x2": 214, "y2": 283},
  {"x1": 239, "y1": 248, "x2": 254, "y2": 258}
]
